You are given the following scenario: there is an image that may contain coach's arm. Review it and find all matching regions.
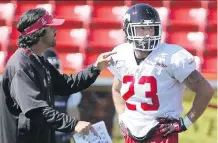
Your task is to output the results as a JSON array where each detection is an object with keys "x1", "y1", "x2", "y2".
[
  {"x1": 50, "y1": 51, "x2": 116, "y2": 96},
  {"x1": 183, "y1": 70, "x2": 215, "y2": 123}
]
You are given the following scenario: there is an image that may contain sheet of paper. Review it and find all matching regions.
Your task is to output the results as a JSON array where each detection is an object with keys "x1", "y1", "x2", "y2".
[{"x1": 73, "y1": 121, "x2": 113, "y2": 143}]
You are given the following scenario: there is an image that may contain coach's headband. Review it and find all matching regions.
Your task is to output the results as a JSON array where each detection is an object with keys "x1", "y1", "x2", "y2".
[{"x1": 22, "y1": 11, "x2": 65, "y2": 35}]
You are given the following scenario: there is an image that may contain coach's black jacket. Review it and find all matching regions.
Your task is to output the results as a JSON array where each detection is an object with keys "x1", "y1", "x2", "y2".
[{"x1": 0, "y1": 48, "x2": 101, "y2": 143}]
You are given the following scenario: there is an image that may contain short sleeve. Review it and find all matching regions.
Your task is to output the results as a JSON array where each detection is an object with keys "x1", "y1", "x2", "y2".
[
  {"x1": 10, "y1": 69, "x2": 48, "y2": 115},
  {"x1": 108, "y1": 62, "x2": 122, "y2": 81},
  {"x1": 108, "y1": 50, "x2": 122, "y2": 81},
  {"x1": 170, "y1": 48, "x2": 196, "y2": 83}
]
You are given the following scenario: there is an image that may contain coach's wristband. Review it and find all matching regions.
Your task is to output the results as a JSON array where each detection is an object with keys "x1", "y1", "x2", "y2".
[{"x1": 183, "y1": 116, "x2": 193, "y2": 129}]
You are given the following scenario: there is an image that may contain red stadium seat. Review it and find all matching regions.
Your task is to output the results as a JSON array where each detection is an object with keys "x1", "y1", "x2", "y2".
[
  {"x1": 155, "y1": 7, "x2": 169, "y2": 28},
  {"x1": 55, "y1": 28, "x2": 88, "y2": 52},
  {"x1": 58, "y1": 52, "x2": 83, "y2": 72},
  {"x1": 169, "y1": 1, "x2": 204, "y2": 29},
  {"x1": 0, "y1": 50, "x2": 6, "y2": 73},
  {"x1": 0, "y1": 26, "x2": 10, "y2": 51},
  {"x1": 88, "y1": 28, "x2": 125, "y2": 51},
  {"x1": 0, "y1": 2, "x2": 15, "y2": 26},
  {"x1": 167, "y1": 30, "x2": 205, "y2": 51},
  {"x1": 10, "y1": 25, "x2": 20, "y2": 47},
  {"x1": 207, "y1": 1, "x2": 217, "y2": 29},
  {"x1": 0, "y1": 26, "x2": 11, "y2": 69},
  {"x1": 161, "y1": 31, "x2": 166, "y2": 44},
  {"x1": 92, "y1": 1, "x2": 126, "y2": 26},
  {"x1": 131, "y1": 1, "x2": 164, "y2": 7},
  {"x1": 54, "y1": 1, "x2": 91, "y2": 23},
  {"x1": 0, "y1": 26, "x2": 10, "y2": 43},
  {"x1": 15, "y1": 1, "x2": 53, "y2": 21},
  {"x1": 202, "y1": 56, "x2": 217, "y2": 73},
  {"x1": 169, "y1": 7, "x2": 206, "y2": 28},
  {"x1": 170, "y1": 1, "x2": 201, "y2": 8},
  {"x1": 85, "y1": 53, "x2": 99, "y2": 66},
  {"x1": 206, "y1": 32, "x2": 217, "y2": 51}
]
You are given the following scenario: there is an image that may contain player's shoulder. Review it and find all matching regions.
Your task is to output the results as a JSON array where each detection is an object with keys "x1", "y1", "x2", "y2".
[
  {"x1": 159, "y1": 43, "x2": 193, "y2": 59},
  {"x1": 158, "y1": 43, "x2": 195, "y2": 67},
  {"x1": 159, "y1": 43, "x2": 186, "y2": 55}
]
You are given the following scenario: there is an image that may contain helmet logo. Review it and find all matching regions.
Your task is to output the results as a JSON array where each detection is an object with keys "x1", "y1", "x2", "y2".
[{"x1": 132, "y1": 11, "x2": 137, "y2": 14}]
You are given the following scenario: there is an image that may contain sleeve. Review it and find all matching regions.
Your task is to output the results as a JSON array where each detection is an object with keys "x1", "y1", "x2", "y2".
[
  {"x1": 10, "y1": 69, "x2": 48, "y2": 115},
  {"x1": 27, "y1": 107, "x2": 78, "y2": 133},
  {"x1": 49, "y1": 64, "x2": 101, "y2": 96},
  {"x1": 108, "y1": 63, "x2": 122, "y2": 81},
  {"x1": 170, "y1": 47, "x2": 196, "y2": 83},
  {"x1": 107, "y1": 48, "x2": 122, "y2": 81}
]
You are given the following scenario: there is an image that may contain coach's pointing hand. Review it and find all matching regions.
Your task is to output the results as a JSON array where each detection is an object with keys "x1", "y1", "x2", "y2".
[{"x1": 94, "y1": 51, "x2": 117, "y2": 70}]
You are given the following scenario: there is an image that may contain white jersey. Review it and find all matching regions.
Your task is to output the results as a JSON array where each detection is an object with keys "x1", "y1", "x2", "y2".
[{"x1": 108, "y1": 43, "x2": 196, "y2": 137}]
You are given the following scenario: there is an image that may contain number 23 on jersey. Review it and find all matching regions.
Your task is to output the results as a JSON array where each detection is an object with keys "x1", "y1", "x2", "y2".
[{"x1": 122, "y1": 75, "x2": 160, "y2": 111}]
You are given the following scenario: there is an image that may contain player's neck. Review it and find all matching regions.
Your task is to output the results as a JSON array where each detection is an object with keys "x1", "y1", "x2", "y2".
[{"x1": 134, "y1": 50, "x2": 150, "y2": 59}]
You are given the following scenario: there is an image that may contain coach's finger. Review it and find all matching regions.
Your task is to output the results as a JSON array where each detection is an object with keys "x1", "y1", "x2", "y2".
[{"x1": 103, "y1": 51, "x2": 117, "y2": 59}]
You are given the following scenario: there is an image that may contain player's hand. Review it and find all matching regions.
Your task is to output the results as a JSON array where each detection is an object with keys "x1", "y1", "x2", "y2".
[
  {"x1": 94, "y1": 51, "x2": 117, "y2": 71},
  {"x1": 157, "y1": 117, "x2": 187, "y2": 137},
  {"x1": 74, "y1": 121, "x2": 99, "y2": 139}
]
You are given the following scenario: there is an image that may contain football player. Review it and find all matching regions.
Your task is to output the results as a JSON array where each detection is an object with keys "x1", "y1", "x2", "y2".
[{"x1": 108, "y1": 4, "x2": 214, "y2": 143}]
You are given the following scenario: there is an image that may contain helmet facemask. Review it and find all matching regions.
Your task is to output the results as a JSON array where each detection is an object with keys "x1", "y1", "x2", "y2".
[{"x1": 126, "y1": 21, "x2": 162, "y2": 51}]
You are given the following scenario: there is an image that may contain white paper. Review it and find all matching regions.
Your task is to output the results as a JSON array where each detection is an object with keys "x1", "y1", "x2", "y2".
[{"x1": 73, "y1": 121, "x2": 113, "y2": 143}]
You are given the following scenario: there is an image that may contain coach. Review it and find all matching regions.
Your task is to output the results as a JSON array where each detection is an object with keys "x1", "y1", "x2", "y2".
[{"x1": 0, "y1": 8, "x2": 115, "y2": 143}]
